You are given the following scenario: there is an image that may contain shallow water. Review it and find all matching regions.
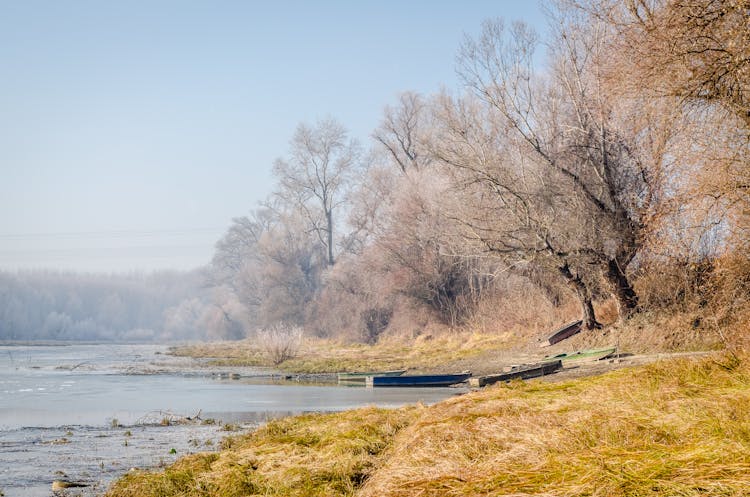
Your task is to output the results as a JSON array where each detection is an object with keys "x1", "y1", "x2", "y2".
[{"x1": 0, "y1": 343, "x2": 464, "y2": 496}]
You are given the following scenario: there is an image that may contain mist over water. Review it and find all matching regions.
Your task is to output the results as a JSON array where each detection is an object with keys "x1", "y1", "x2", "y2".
[{"x1": 0, "y1": 270, "x2": 242, "y2": 342}]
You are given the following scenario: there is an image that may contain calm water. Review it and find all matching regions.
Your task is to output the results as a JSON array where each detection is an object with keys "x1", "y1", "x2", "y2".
[{"x1": 0, "y1": 343, "x2": 463, "y2": 496}]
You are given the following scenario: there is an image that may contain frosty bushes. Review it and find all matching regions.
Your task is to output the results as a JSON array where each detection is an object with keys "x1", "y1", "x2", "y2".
[{"x1": 257, "y1": 323, "x2": 303, "y2": 365}]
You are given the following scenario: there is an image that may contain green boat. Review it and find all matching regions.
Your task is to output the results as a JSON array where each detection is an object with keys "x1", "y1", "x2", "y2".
[
  {"x1": 337, "y1": 369, "x2": 406, "y2": 385},
  {"x1": 545, "y1": 347, "x2": 617, "y2": 363}
]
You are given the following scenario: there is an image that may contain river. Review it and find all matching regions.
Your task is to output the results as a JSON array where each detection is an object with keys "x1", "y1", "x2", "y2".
[{"x1": 0, "y1": 343, "x2": 463, "y2": 496}]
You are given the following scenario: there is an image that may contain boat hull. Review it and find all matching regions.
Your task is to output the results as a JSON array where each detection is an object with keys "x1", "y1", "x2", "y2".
[
  {"x1": 539, "y1": 320, "x2": 583, "y2": 347},
  {"x1": 366, "y1": 373, "x2": 471, "y2": 387},
  {"x1": 546, "y1": 347, "x2": 617, "y2": 363},
  {"x1": 337, "y1": 370, "x2": 406, "y2": 385},
  {"x1": 470, "y1": 360, "x2": 562, "y2": 387}
]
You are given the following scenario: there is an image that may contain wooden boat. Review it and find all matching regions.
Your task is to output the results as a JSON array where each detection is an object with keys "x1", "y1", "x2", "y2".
[
  {"x1": 366, "y1": 372, "x2": 471, "y2": 387},
  {"x1": 539, "y1": 320, "x2": 583, "y2": 347},
  {"x1": 469, "y1": 360, "x2": 562, "y2": 387},
  {"x1": 545, "y1": 347, "x2": 617, "y2": 363},
  {"x1": 337, "y1": 370, "x2": 406, "y2": 385}
]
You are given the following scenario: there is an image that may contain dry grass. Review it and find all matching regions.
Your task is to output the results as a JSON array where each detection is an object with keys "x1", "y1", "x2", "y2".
[
  {"x1": 359, "y1": 353, "x2": 750, "y2": 497},
  {"x1": 108, "y1": 353, "x2": 750, "y2": 497},
  {"x1": 547, "y1": 309, "x2": 724, "y2": 357},
  {"x1": 106, "y1": 406, "x2": 419, "y2": 497},
  {"x1": 170, "y1": 333, "x2": 517, "y2": 373}
]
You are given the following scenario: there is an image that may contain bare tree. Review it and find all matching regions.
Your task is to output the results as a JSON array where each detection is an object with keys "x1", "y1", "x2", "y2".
[
  {"x1": 274, "y1": 118, "x2": 364, "y2": 266},
  {"x1": 373, "y1": 92, "x2": 434, "y2": 174},
  {"x1": 573, "y1": 0, "x2": 750, "y2": 253},
  {"x1": 210, "y1": 203, "x2": 325, "y2": 329},
  {"x1": 443, "y1": 13, "x2": 673, "y2": 325},
  {"x1": 211, "y1": 208, "x2": 275, "y2": 299},
  {"x1": 575, "y1": 0, "x2": 749, "y2": 127},
  {"x1": 430, "y1": 90, "x2": 604, "y2": 329},
  {"x1": 373, "y1": 170, "x2": 496, "y2": 326}
]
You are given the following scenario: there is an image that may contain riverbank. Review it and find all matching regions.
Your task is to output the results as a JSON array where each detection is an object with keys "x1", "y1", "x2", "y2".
[
  {"x1": 0, "y1": 343, "x2": 463, "y2": 497},
  {"x1": 168, "y1": 315, "x2": 722, "y2": 379},
  {"x1": 106, "y1": 352, "x2": 750, "y2": 497},
  {"x1": 168, "y1": 332, "x2": 521, "y2": 375}
]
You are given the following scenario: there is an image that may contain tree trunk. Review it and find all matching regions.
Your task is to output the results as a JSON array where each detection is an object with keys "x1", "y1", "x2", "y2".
[
  {"x1": 559, "y1": 263, "x2": 601, "y2": 330},
  {"x1": 325, "y1": 209, "x2": 335, "y2": 266},
  {"x1": 605, "y1": 258, "x2": 638, "y2": 318}
]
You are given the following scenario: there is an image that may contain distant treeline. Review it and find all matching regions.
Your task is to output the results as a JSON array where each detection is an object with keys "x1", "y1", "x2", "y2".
[{"x1": 0, "y1": 270, "x2": 245, "y2": 342}]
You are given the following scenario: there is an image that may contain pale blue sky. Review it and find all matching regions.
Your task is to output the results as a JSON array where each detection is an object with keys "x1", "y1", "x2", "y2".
[{"x1": 0, "y1": 1, "x2": 547, "y2": 272}]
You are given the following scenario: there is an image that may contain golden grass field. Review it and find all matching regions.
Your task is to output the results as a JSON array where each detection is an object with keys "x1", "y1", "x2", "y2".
[{"x1": 107, "y1": 352, "x2": 750, "y2": 497}]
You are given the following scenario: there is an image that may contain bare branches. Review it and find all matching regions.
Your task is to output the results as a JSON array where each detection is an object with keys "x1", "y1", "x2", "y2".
[
  {"x1": 274, "y1": 118, "x2": 364, "y2": 265},
  {"x1": 373, "y1": 92, "x2": 433, "y2": 174}
]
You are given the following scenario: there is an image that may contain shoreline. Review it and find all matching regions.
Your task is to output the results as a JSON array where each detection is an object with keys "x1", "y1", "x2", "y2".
[
  {"x1": 105, "y1": 351, "x2": 750, "y2": 497},
  {"x1": 1, "y1": 343, "x2": 465, "y2": 497}
]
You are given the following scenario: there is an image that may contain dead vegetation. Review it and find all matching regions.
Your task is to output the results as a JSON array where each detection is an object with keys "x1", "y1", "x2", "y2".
[
  {"x1": 106, "y1": 407, "x2": 418, "y2": 497},
  {"x1": 107, "y1": 353, "x2": 750, "y2": 497}
]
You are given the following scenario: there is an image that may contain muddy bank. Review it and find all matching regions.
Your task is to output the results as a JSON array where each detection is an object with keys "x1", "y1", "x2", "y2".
[{"x1": 0, "y1": 421, "x2": 240, "y2": 497}]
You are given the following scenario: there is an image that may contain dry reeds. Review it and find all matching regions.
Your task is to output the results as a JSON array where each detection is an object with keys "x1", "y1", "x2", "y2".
[
  {"x1": 108, "y1": 354, "x2": 750, "y2": 497},
  {"x1": 106, "y1": 407, "x2": 418, "y2": 497},
  {"x1": 358, "y1": 353, "x2": 750, "y2": 497}
]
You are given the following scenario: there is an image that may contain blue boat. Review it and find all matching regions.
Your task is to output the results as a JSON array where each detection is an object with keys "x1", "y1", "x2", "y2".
[
  {"x1": 337, "y1": 369, "x2": 406, "y2": 386},
  {"x1": 365, "y1": 372, "x2": 471, "y2": 387}
]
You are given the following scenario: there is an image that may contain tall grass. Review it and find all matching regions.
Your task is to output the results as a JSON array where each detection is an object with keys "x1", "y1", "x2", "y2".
[
  {"x1": 108, "y1": 353, "x2": 750, "y2": 497},
  {"x1": 359, "y1": 353, "x2": 750, "y2": 497},
  {"x1": 106, "y1": 407, "x2": 418, "y2": 497}
]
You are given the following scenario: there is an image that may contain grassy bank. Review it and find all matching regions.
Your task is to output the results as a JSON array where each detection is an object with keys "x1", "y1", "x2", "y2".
[
  {"x1": 106, "y1": 407, "x2": 418, "y2": 497},
  {"x1": 169, "y1": 333, "x2": 518, "y2": 374},
  {"x1": 170, "y1": 306, "x2": 728, "y2": 376},
  {"x1": 107, "y1": 353, "x2": 750, "y2": 497}
]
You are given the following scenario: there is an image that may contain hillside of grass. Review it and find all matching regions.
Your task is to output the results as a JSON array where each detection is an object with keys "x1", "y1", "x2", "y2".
[{"x1": 107, "y1": 353, "x2": 750, "y2": 497}]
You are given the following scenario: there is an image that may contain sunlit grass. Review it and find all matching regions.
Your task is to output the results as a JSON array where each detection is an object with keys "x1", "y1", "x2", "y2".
[
  {"x1": 170, "y1": 333, "x2": 513, "y2": 373},
  {"x1": 358, "y1": 353, "x2": 750, "y2": 497},
  {"x1": 106, "y1": 407, "x2": 418, "y2": 497},
  {"x1": 108, "y1": 353, "x2": 750, "y2": 497}
]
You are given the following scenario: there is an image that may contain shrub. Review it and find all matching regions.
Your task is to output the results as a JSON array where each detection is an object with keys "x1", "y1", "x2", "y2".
[{"x1": 257, "y1": 323, "x2": 304, "y2": 365}]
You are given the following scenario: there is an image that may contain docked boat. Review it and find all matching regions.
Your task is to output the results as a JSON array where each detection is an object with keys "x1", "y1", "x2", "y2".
[
  {"x1": 539, "y1": 320, "x2": 583, "y2": 347},
  {"x1": 545, "y1": 347, "x2": 617, "y2": 363},
  {"x1": 469, "y1": 360, "x2": 562, "y2": 387},
  {"x1": 365, "y1": 372, "x2": 471, "y2": 387},
  {"x1": 337, "y1": 369, "x2": 406, "y2": 385}
]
